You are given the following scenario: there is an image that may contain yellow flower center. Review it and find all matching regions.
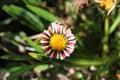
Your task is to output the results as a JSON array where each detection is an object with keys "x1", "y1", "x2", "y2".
[
  {"x1": 100, "y1": 0, "x2": 114, "y2": 10},
  {"x1": 49, "y1": 34, "x2": 67, "y2": 51}
]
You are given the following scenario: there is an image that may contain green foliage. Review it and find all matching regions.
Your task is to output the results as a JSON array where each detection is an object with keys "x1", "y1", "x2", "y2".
[
  {"x1": 0, "y1": 54, "x2": 33, "y2": 61},
  {"x1": 2, "y1": 5, "x2": 44, "y2": 32},
  {"x1": 28, "y1": 52, "x2": 45, "y2": 60},
  {"x1": 0, "y1": 0, "x2": 120, "y2": 79},
  {"x1": 23, "y1": 0, "x2": 38, "y2": 5},
  {"x1": 109, "y1": 13, "x2": 120, "y2": 34},
  {"x1": 7, "y1": 63, "x2": 38, "y2": 80},
  {"x1": 27, "y1": 5, "x2": 59, "y2": 22},
  {"x1": 20, "y1": 32, "x2": 44, "y2": 54}
]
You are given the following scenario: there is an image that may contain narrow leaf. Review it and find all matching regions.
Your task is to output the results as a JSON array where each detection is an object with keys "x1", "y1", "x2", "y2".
[
  {"x1": 2, "y1": 5, "x2": 44, "y2": 32},
  {"x1": 109, "y1": 13, "x2": 120, "y2": 34},
  {"x1": 7, "y1": 64, "x2": 38, "y2": 80},
  {"x1": 27, "y1": 5, "x2": 59, "y2": 22},
  {"x1": 0, "y1": 54, "x2": 33, "y2": 61},
  {"x1": 20, "y1": 32, "x2": 44, "y2": 54},
  {"x1": 28, "y1": 52, "x2": 45, "y2": 60},
  {"x1": 23, "y1": 0, "x2": 37, "y2": 5}
]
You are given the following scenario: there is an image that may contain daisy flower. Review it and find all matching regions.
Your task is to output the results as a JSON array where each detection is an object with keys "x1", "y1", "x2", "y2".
[{"x1": 40, "y1": 21, "x2": 76, "y2": 60}]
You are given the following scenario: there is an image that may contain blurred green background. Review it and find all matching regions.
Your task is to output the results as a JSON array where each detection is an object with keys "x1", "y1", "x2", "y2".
[{"x1": 0, "y1": 0, "x2": 120, "y2": 80}]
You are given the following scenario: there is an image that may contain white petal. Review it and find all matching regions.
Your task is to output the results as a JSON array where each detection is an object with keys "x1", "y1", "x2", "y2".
[
  {"x1": 67, "y1": 40, "x2": 76, "y2": 46},
  {"x1": 67, "y1": 45, "x2": 75, "y2": 49},
  {"x1": 41, "y1": 34, "x2": 49, "y2": 39},
  {"x1": 60, "y1": 53, "x2": 64, "y2": 60},
  {"x1": 51, "y1": 23, "x2": 57, "y2": 33},
  {"x1": 41, "y1": 46, "x2": 49, "y2": 50},
  {"x1": 48, "y1": 26, "x2": 53, "y2": 34},
  {"x1": 64, "y1": 29, "x2": 71, "y2": 37},
  {"x1": 65, "y1": 47, "x2": 74, "y2": 54},
  {"x1": 41, "y1": 40, "x2": 48, "y2": 44},
  {"x1": 45, "y1": 49, "x2": 52, "y2": 55},
  {"x1": 68, "y1": 36, "x2": 75, "y2": 40},
  {"x1": 63, "y1": 50, "x2": 70, "y2": 57},
  {"x1": 50, "y1": 52, "x2": 54, "y2": 58},
  {"x1": 60, "y1": 25, "x2": 63, "y2": 34},
  {"x1": 63, "y1": 27, "x2": 66, "y2": 34},
  {"x1": 56, "y1": 52, "x2": 59, "y2": 59},
  {"x1": 44, "y1": 30, "x2": 51, "y2": 36}
]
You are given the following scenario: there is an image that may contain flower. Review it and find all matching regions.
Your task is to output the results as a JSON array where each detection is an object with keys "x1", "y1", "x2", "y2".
[
  {"x1": 73, "y1": 0, "x2": 89, "y2": 8},
  {"x1": 95, "y1": 0, "x2": 117, "y2": 15},
  {"x1": 100, "y1": 0, "x2": 114, "y2": 10},
  {"x1": 40, "y1": 21, "x2": 76, "y2": 60}
]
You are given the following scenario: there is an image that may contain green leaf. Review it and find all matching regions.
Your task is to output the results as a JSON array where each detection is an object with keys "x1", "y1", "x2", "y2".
[
  {"x1": 34, "y1": 64, "x2": 49, "y2": 73},
  {"x1": 20, "y1": 32, "x2": 44, "y2": 54},
  {"x1": 28, "y1": 52, "x2": 45, "y2": 60},
  {"x1": 7, "y1": 64, "x2": 38, "y2": 80},
  {"x1": 23, "y1": 0, "x2": 37, "y2": 5},
  {"x1": 26, "y1": 5, "x2": 59, "y2": 22},
  {"x1": 71, "y1": 59, "x2": 103, "y2": 66},
  {"x1": 0, "y1": 54, "x2": 33, "y2": 61},
  {"x1": 96, "y1": 52, "x2": 119, "y2": 79},
  {"x1": 76, "y1": 34, "x2": 84, "y2": 47},
  {"x1": 109, "y1": 13, "x2": 120, "y2": 34},
  {"x1": 2, "y1": 5, "x2": 44, "y2": 32}
]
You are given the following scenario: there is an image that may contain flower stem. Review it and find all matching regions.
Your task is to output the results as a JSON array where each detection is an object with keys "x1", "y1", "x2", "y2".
[{"x1": 102, "y1": 16, "x2": 109, "y2": 58}]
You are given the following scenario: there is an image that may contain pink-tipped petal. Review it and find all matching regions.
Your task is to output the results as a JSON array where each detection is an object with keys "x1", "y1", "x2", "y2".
[
  {"x1": 67, "y1": 45, "x2": 75, "y2": 49},
  {"x1": 41, "y1": 34, "x2": 49, "y2": 39},
  {"x1": 48, "y1": 27, "x2": 53, "y2": 35},
  {"x1": 63, "y1": 27, "x2": 66, "y2": 34},
  {"x1": 60, "y1": 25, "x2": 63, "y2": 34},
  {"x1": 68, "y1": 35, "x2": 76, "y2": 40},
  {"x1": 52, "y1": 22, "x2": 63, "y2": 33},
  {"x1": 60, "y1": 53, "x2": 66, "y2": 60},
  {"x1": 65, "y1": 48, "x2": 73, "y2": 55},
  {"x1": 64, "y1": 29, "x2": 71, "y2": 37},
  {"x1": 51, "y1": 22, "x2": 57, "y2": 33},
  {"x1": 41, "y1": 46, "x2": 49, "y2": 50},
  {"x1": 63, "y1": 50, "x2": 70, "y2": 57},
  {"x1": 41, "y1": 37, "x2": 49, "y2": 41},
  {"x1": 41, "y1": 43, "x2": 48, "y2": 46},
  {"x1": 68, "y1": 41, "x2": 76, "y2": 46},
  {"x1": 50, "y1": 51, "x2": 57, "y2": 58},
  {"x1": 44, "y1": 47, "x2": 52, "y2": 52},
  {"x1": 52, "y1": 52, "x2": 59, "y2": 59},
  {"x1": 45, "y1": 49, "x2": 52, "y2": 54},
  {"x1": 56, "y1": 52, "x2": 59, "y2": 59},
  {"x1": 47, "y1": 51, "x2": 53, "y2": 57},
  {"x1": 56, "y1": 25, "x2": 61, "y2": 33},
  {"x1": 52, "y1": 53, "x2": 57, "y2": 58},
  {"x1": 44, "y1": 30, "x2": 51, "y2": 37}
]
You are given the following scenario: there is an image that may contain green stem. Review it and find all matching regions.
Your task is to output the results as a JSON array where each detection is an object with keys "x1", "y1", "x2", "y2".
[{"x1": 102, "y1": 16, "x2": 109, "y2": 57}]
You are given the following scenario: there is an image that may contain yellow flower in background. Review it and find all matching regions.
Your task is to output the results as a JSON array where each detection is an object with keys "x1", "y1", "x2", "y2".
[
  {"x1": 95, "y1": 0, "x2": 117, "y2": 15},
  {"x1": 100, "y1": 0, "x2": 114, "y2": 10}
]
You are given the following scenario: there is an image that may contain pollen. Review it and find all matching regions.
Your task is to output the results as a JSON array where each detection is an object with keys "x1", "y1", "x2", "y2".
[
  {"x1": 100, "y1": 0, "x2": 114, "y2": 10},
  {"x1": 49, "y1": 34, "x2": 67, "y2": 51}
]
